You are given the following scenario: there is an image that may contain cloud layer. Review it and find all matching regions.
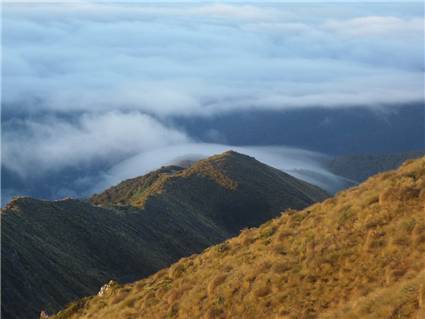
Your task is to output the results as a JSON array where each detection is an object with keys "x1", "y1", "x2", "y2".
[
  {"x1": 3, "y1": 3, "x2": 424, "y2": 117},
  {"x1": 3, "y1": 112, "x2": 189, "y2": 177},
  {"x1": 2, "y1": 2, "x2": 423, "y2": 203}
]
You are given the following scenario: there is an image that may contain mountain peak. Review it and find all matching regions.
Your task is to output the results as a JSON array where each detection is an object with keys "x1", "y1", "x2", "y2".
[
  {"x1": 218, "y1": 149, "x2": 250, "y2": 158},
  {"x1": 51, "y1": 155, "x2": 425, "y2": 319},
  {"x1": 206, "y1": 150, "x2": 255, "y2": 162},
  {"x1": 90, "y1": 151, "x2": 326, "y2": 208},
  {"x1": 2, "y1": 151, "x2": 328, "y2": 319},
  {"x1": 89, "y1": 151, "x2": 242, "y2": 207}
]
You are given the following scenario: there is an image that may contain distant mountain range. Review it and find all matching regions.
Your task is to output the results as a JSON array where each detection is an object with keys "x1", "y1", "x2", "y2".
[
  {"x1": 177, "y1": 104, "x2": 424, "y2": 155},
  {"x1": 51, "y1": 155, "x2": 425, "y2": 319},
  {"x1": 3, "y1": 104, "x2": 424, "y2": 207},
  {"x1": 1, "y1": 151, "x2": 328, "y2": 319},
  {"x1": 326, "y1": 150, "x2": 425, "y2": 183}
]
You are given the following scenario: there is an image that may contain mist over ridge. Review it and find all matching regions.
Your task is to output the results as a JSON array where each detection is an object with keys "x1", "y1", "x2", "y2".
[{"x1": 2, "y1": 2, "x2": 424, "y2": 204}]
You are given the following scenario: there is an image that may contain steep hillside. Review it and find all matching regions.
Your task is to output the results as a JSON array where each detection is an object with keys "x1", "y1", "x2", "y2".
[
  {"x1": 1, "y1": 151, "x2": 327, "y2": 319},
  {"x1": 90, "y1": 165, "x2": 185, "y2": 207},
  {"x1": 90, "y1": 151, "x2": 328, "y2": 233},
  {"x1": 52, "y1": 156, "x2": 425, "y2": 319}
]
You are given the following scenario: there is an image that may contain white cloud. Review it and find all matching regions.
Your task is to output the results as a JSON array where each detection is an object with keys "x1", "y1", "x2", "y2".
[
  {"x1": 2, "y1": 3, "x2": 424, "y2": 117},
  {"x1": 324, "y1": 16, "x2": 425, "y2": 37},
  {"x1": 192, "y1": 4, "x2": 280, "y2": 21},
  {"x1": 1, "y1": 2, "x2": 423, "y2": 203},
  {"x1": 2, "y1": 112, "x2": 189, "y2": 177}
]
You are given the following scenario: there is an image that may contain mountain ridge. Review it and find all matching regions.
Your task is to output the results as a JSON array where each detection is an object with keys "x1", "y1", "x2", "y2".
[
  {"x1": 1, "y1": 150, "x2": 328, "y2": 319},
  {"x1": 50, "y1": 155, "x2": 425, "y2": 319}
]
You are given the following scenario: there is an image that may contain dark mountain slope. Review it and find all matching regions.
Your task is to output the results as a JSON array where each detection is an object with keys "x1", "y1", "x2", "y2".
[
  {"x1": 52, "y1": 156, "x2": 425, "y2": 319},
  {"x1": 90, "y1": 165, "x2": 185, "y2": 207},
  {"x1": 90, "y1": 151, "x2": 327, "y2": 233},
  {"x1": 1, "y1": 151, "x2": 328, "y2": 319},
  {"x1": 1, "y1": 197, "x2": 227, "y2": 319},
  {"x1": 176, "y1": 104, "x2": 424, "y2": 155},
  {"x1": 327, "y1": 150, "x2": 425, "y2": 183}
]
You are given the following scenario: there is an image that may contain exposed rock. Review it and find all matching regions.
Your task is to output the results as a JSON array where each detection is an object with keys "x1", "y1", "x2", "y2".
[{"x1": 97, "y1": 280, "x2": 118, "y2": 297}]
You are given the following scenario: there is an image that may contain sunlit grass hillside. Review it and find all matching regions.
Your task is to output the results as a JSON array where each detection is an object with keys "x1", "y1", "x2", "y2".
[
  {"x1": 52, "y1": 156, "x2": 425, "y2": 319},
  {"x1": 2, "y1": 151, "x2": 327, "y2": 319}
]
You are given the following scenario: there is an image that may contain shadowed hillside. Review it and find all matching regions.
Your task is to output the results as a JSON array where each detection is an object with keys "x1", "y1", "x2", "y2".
[
  {"x1": 1, "y1": 151, "x2": 327, "y2": 319},
  {"x1": 52, "y1": 156, "x2": 425, "y2": 319},
  {"x1": 90, "y1": 151, "x2": 328, "y2": 233}
]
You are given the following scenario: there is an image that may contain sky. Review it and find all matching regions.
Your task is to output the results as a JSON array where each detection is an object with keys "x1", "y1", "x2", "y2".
[{"x1": 2, "y1": 2, "x2": 424, "y2": 203}]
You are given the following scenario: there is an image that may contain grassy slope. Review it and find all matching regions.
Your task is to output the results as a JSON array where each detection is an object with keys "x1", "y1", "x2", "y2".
[
  {"x1": 52, "y1": 156, "x2": 425, "y2": 319},
  {"x1": 90, "y1": 151, "x2": 328, "y2": 233},
  {"x1": 2, "y1": 151, "x2": 327, "y2": 319},
  {"x1": 1, "y1": 198, "x2": 227, "y2": 319},
  {"x1": 90, "y1": 165, "x2": 185, "y2": 207}
]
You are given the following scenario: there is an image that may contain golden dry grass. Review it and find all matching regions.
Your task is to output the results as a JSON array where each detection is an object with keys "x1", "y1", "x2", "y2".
[{"x1": 52, "y1": 156, "x2": 425, "y2": 319}]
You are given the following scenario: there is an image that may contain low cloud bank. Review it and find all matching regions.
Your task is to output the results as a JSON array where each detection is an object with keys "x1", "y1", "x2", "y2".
[
  {"x1": 2, "y1": 2, "x2": 423, "y2": 203},
  {"x1": 3, "y1": 112, "x2": 346, "y2": 201},
  {"x1": 3, "y1": 3, "x2": 424, "y2": 117},
  {"x1": 3, "y1": 112, "x2": 189, "y2": 178}
]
